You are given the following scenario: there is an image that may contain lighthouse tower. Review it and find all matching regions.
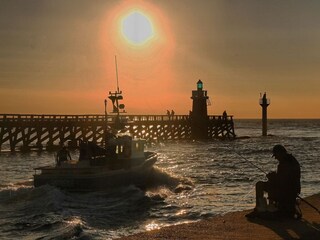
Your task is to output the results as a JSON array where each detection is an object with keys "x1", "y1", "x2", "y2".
[
  {"x1": 190, "y1": 80, "x2": 209, "y2": 139},
  {"x1": 259, "y1": 92, "x2": 270, "y2": 136}
]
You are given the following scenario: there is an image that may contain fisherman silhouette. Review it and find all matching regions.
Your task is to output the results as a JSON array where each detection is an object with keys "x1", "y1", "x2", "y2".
[
  {"x1": 246, "y1": 144, "x2": 301, "y2": 219},
  {"x1": 56, "y1": 146, "x2": 71, "y2": 166}
]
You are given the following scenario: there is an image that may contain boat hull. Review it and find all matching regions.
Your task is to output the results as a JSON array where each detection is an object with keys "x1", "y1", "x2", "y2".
[{"x1": 34, "y1": 154, "x2": 157, "y2": 191}]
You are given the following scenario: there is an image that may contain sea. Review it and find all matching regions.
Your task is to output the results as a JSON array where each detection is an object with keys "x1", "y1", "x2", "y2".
[{"x1": 0, "y1": 119, "x2": 319, "y2": 240}]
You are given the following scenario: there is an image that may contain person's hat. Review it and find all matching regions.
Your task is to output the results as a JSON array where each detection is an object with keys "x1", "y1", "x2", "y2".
[{"x1": 272, "y1": 144, "x2": 287, "y2": 157}]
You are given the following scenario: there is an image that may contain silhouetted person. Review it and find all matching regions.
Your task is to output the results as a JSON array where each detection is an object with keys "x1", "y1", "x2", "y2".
[
  {"x1": 222, "y1": 111, "x2": 227, "y2": 120},
  {"x1": 105, "y1": 131, "x2": 117, "y2": 159},
  {"x1": 167, "y1": 110, "x2": 170, "y2": 120},
  {"x1": 246, "y1": 144, "x2": 301, "y2": 219},
  {"x1": 56, "y1": 146, "x2": 71, "y2": 166},
  {"x1": 171, "y1": 110, "x2": 175, "y2": 119},
  {"x1": 78, "y1": 140, "x2": 88, "y2": 161}
]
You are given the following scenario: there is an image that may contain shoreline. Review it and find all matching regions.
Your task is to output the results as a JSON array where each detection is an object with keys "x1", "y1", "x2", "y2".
[{"x1": 117, "y1": 193, "x2": 320, "y2": 240}]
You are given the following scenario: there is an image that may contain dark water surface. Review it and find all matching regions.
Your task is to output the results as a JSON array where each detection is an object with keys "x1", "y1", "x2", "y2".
[{"x1": 0, "y1": 119, "x2": 319, "y2": 239}]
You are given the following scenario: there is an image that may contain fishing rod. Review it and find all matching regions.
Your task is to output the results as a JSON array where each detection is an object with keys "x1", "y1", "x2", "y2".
[
  {"x1": 234, "y1": 150, "x2": 267, "y2": 175},
  {"x1": 297, "y1": 196, "x2": 320, "y2": 214},
  {"x1": 233, "y1": 149, "x2": 320, "y2": 215}
]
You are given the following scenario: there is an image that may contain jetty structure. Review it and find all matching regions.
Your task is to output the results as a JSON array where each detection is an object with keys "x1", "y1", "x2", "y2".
[
  {"x1": 190, "y1": 80, "x2": 210, "y2": 139},
  {"x1": 259, "y1": 92, "x2": 270, "y2": 136},
  {"x1": 0, "y1": 80, "x2": 236, "y2": 152}
]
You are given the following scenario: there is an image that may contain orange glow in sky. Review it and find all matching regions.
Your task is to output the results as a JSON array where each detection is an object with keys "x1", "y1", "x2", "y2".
[
  {"x1": 1, "y1": 1, "x2": 320, "y2": 118},
  {"x1": 99, "y1": 0, "x2": 177, "y2": 114}
]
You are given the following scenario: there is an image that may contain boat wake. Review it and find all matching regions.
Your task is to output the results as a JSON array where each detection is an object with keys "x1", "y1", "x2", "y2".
[
  {"x1": 146, "y1": 166, "x2": 194, "y2": 193},
  {"x1": 0, "y1": 167, "x2": 193, "y2": 240}
]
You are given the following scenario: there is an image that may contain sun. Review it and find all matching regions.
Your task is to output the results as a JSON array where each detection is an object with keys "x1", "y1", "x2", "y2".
[{"x1": 121, "y1": 10, "x2": 154, "y2": 45}]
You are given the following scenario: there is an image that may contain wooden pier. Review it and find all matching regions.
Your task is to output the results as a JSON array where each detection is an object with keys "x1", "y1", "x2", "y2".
[
  {"x1": 0, "y1": 114, "x2": 236, "y2": 152},
  {"x1": 0, "y1": 80, "x2": 237, "y2": 152}
]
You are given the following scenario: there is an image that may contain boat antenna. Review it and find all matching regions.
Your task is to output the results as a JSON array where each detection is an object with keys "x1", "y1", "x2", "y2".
[
  {"x1": 104, "y1": 98, "x2": 108, "y2": 148},
  {"x1": 115, "y1": 55, "x2": 120, "y2": 93},
  {"x1": 233, "y1": 149, "x2": 320, "y2": 215},
  {"x1": 107, "y1": 55, "x2": 125, "y2": 130}
]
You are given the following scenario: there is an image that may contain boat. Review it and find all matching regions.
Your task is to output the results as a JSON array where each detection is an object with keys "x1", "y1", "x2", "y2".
[
  {"x1": 33, "y1": 56, "x2": 158, "y2": 191},
  {"x1": 33, "y1": 136, "x2": 157, "y2": 191}
]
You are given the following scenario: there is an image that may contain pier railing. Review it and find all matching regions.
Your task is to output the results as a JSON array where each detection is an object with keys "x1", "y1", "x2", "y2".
[{"x1": 0, "y1": 114, "x2": 235, "y2": 152}]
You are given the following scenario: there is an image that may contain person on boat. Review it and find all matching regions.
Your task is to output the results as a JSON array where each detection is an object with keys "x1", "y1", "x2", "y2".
[
  {"x1": 121, "y1": 135, "x2": 132, "y2": 158},
  {"x1": 56, "y1": 146, "x2": 72, "y2": 166},
  {"x1": 246, "y1": 144, "x2": 301, "y2": 219},
  {"x1": 78, "y1": 140, "x2": 88, "y2": 161},
  {"x1": 105, "y1": 131, "x2": 117, "y2": 159}
]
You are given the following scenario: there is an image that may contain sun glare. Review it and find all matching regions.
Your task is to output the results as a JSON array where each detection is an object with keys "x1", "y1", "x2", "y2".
[
  {"x1": 100, "y1": 1, "x2": 176, "y2": 112},
  {"x1": 121, "y1": 11, "x2": 154, "y2": 45}
]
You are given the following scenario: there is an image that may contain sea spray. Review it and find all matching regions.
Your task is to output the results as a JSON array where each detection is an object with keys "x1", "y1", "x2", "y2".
[{"x1": 146, "y1": 166, "x2": 194, "y2": 191}]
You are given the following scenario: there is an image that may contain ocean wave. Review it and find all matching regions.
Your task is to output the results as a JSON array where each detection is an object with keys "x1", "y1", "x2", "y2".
[
  {"x1": 1, "y1": 119, "x2": 320, "y2": 239},
  {"x1": 146, "y1": 167, "x2": 194, "y2": 191}
]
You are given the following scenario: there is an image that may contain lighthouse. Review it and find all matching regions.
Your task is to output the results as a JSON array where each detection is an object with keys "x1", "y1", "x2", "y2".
[
  {"x1": 259, "y1": 92, "x2": 270, "y2": 136},
  {"x1": 190, "y1": 80, "x2": 209, "y2": 139}
]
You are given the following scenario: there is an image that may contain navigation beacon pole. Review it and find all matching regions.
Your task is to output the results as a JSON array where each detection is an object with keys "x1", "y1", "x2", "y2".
[
  {"x1": 190, "y1": 80, "x2": 210, "y2": 139},
  {"x1": 259, "y1": 92, "x2": 270, "y2": 136}
]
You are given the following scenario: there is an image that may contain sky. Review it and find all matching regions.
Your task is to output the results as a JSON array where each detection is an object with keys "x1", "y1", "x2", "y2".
[{"x1": 0, "y1": 0, "x2": 320, "y2": 118}]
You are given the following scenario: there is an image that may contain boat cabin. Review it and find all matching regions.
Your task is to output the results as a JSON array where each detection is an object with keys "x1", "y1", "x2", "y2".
[{"x1": 116, "y1": 138, "x2": 146, "y2": 159}]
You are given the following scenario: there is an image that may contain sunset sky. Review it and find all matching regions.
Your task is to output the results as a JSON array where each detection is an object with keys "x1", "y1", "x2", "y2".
[{"x1": 0, "y1": 0, "x2": 319, "y2": 118}]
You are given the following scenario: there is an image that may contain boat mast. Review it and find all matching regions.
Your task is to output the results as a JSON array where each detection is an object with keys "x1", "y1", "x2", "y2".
[
  {"x1": 114, "y1": 55, "x2": 120, "y2": 121},
  {"x1": 115, "y1": 55, "x2": 120, "y2": 93},
  {"x1": 104, "y1": 98, "x2": 108, "y2": 147},
  {"x1": 108, "y1": 55, "x2": 126, "y2": 130}
]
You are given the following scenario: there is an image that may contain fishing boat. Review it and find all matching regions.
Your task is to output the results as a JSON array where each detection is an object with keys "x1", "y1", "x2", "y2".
[
  {"x1": 34, "y1": 56, "x2": 157, "y2": 191},
  {"x1": 33, "y1": 136, "x2": 157, "y2": 191}
]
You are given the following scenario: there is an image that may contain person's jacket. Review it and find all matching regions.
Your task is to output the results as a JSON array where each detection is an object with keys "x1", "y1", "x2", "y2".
[{"x1": 275, "y1": 154, "x2": 301, "y2": 202}]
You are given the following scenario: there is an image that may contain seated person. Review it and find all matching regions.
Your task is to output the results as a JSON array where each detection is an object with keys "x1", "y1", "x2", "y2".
[{"x1": 246, "y1": 144, "x2": 301, "y2": 218}]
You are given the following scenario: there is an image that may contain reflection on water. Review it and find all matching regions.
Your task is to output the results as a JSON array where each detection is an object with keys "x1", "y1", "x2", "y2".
[{"x1": 0, "y1": 119, "x2": 319, "y2": 239}]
